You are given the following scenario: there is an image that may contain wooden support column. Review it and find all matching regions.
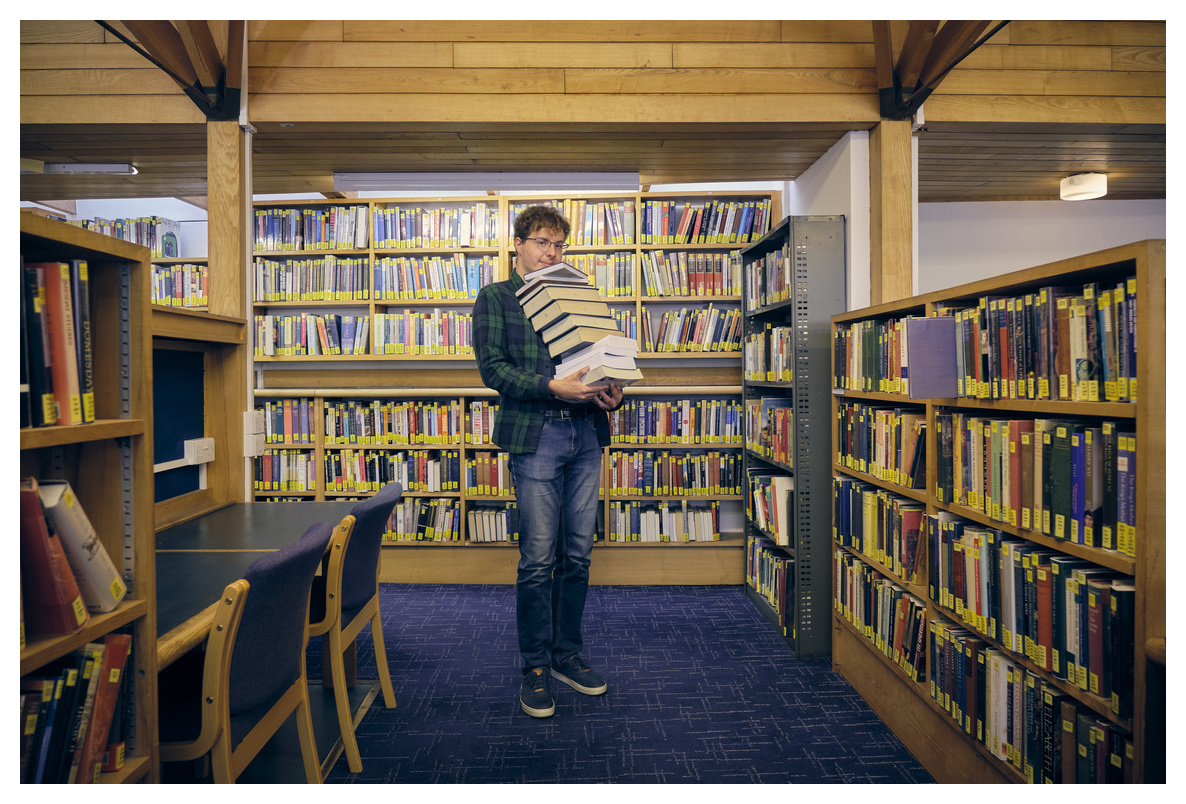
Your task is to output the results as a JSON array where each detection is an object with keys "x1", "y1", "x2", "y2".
[
  {"x1": 869, "y1": 119, "x2": 913, "y2": 304},
  {"x1": 204, "y1": 119, "x2": 248, "y2": 503}
]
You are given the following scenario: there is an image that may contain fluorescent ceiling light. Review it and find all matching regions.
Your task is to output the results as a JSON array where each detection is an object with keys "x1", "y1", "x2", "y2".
[
  {"x1": 42, "y1": 163, "x2": 138, "y2": 175},
  {"x1": 1060, "y1": 173, "x2": 1106, "y2": 201},
  {"x1": 334, "y1": 172, "x2": 639, "y2": 193},
  {"x1": 21, "y1": 158, "x2": 45, "y2": 174}
]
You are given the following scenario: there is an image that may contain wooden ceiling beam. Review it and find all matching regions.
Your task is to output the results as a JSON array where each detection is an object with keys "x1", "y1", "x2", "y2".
[
  {"x1": 118, "y1": 21, "x2": 199, "y2": 90},
  {"x1": 918, "y1": 20, "x2": 992, "y2": 90},
  {"x1": 173, "y1": 21, "x2": 224, "y2": 93},
  {"x1": 896, "y1": 20, "x2": 939, "y2": 91}
]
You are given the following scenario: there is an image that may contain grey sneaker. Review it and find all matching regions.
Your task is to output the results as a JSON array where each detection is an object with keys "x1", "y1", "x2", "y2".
[
  {"x1": 550, "y1": 654, "x2": 608, "y2": 695},
  {"x1": 520, "y1": 667, "x2": 555, "y2": 717}
]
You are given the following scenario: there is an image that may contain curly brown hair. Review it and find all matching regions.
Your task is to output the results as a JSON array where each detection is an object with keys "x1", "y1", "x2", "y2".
[{"x1": 513, "y1": 204, "x2": 571, "y2": 242}]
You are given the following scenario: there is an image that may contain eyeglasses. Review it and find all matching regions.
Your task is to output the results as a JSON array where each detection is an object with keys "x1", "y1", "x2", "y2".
[{"x1": 523, "y1": 237, "x2": 569, "y2": 252}]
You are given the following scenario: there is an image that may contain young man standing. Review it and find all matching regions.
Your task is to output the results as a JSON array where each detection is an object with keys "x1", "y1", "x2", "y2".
[{"x1": 473, "y1": 205, "x2": 624, "y2": 718}]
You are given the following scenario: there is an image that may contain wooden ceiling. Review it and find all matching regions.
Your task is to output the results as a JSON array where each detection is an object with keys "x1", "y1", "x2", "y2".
[{"x1": 19, "y1": 119, "x2": 1166, "y2": 204}]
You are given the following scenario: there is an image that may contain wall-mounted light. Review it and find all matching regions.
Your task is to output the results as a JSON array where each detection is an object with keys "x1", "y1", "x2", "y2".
[
  {"x1": 1060, "y1": 173, "x2": 1107, "y2": 201},
  {"x1": 42, "y1": 163, "x2": 139, "y2": 175}
]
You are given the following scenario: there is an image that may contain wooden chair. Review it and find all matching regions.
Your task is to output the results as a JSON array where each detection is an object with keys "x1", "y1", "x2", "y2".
[
  {"x1": 309, "y1": 481, "x2": 402, "y2": 773},
  {"x1": 158, "y1": 521, "x2": 333, "y2": 783}
]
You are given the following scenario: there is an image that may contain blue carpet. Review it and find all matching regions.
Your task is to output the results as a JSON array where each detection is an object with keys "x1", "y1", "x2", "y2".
[{"x1": 316, "y1": 584, "x2": 934, "y2": 784}]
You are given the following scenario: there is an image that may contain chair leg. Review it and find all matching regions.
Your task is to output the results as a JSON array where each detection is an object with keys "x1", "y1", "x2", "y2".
[
  {"x1": 370, "y1": 611, "x2": 397, "y2": 709},
  {"x1": 295, "y1": 685, "x2": 324, "y2": 784},
  {"x1": 328, "y1": 628, "x2": 364, "y2": 773}
]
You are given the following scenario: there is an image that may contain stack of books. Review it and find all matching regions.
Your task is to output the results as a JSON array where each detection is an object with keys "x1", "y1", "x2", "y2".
[{"x1": 518, "y1": 262, "x2": 642, "y2": 387}]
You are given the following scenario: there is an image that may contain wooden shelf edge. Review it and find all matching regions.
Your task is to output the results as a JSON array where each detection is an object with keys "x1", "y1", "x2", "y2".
[
  {"x1": 20, "y1": 419, "x2": 146, "y2": 451},
  {"x1": 21, "y1": 599, "x2": 149, "y2": 676},
  {"x1": 152, "y1": 307, "x2": 246, "y2": 343}
]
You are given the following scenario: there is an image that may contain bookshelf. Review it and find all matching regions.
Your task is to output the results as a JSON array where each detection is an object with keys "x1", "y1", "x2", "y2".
[
  {"x1": 249, "y1": 190, "x2": 779, "y2": 584},
  {"x1": 739, "y1": 215, "x2": 847, "y2": 657},
  {"x1": 19, "y1": 214, "x2": 158, "y2": 783},
  {"x1": 829, "y1": 240, "x2": 1165, "y2": 783}
]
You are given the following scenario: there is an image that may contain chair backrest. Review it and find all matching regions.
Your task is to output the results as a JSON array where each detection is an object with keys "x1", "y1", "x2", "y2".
[
  {"x1": 228, "y1": 520, "x2": 333, "y2": 719},
  {"x1": 339, "y1": 482, "x2": 403, "y2": 614}
]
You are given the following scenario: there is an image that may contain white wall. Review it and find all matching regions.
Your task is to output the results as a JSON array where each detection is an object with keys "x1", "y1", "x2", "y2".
[
  {"x1": 785, "y1": 130, "x2": 870, "y2": 310},
  {"x1": 917, "y1": 199, "x2": 1167, "y2": 293}
]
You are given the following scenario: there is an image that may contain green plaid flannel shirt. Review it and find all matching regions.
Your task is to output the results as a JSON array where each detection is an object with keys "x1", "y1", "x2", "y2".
[{"x1": 473, "y1": 271, "x2": 613, "y2": 454}]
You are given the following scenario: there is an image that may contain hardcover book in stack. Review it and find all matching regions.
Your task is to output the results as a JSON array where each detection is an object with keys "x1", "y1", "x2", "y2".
[{"x1": 519, "y1": 262, "x2": 642, "y2": 387}]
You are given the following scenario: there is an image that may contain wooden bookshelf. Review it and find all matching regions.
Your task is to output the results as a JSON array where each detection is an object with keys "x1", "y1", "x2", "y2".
[
  {"x1": 248, "y1": 191, "x2": 780, "y2": 583},
  {"x1": 829, "y1": 240, "x2": 1165, "y2": 783},
  {"x1": 19, "y1": 214, "x2": 158, "y2": 783}
]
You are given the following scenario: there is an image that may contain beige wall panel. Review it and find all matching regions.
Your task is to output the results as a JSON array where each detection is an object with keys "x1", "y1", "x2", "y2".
[
  {"x1": 250, "y1": 41, "x2": 454, "y2": 68},
  {"x1": 672, "y1": 42, "x2": 873, "y2": 68},
  {"x1": 1008, "y1": 20, "x2": 1166, "y2": 47},
  {"x1": 957, "y1": 44, "x2": 1111, "y2": 71},
  {"x1": 21, "y1": 42, "x2": 154, "y2": 70},
  {"x1": 21, "y1": 20, "x2": 104, "y2": 44},
  {"x1": 251, "y1": 66, "x2": 564, "y2": 94},
  {"x1": 1111, "y1": 46, "x2": 1168, "y2": 72},
  {"x1": 341, "y1": 20, "x2": 781, "y2": 42},
  {"x1": 249, "y1": 92, "x2": 880, "y2": 124},
  {"x1": 248, "y1": 20, "x2": 345, "y2": 41},
  {"x1": 455, "y1": 43, "x2": 673, "y2": 68},
  {"x1": 20, "y1": 95, "x2": 205, "y2": 125},
  {"x1": 778, "y1": 20, "x2": 872, "y2": 42},
  {"x1": 565, "y1": 67, "x2": 877, "y2": 94},
  {"x1": 940, "y1": 69, "x2": 1165, "y2": 97},
  {"x1": 21, "y1": 67, "x2": 181, "y2": 96},
  {"x1": 924, "y1": 94, "x2": 1166, "y2": 125}
]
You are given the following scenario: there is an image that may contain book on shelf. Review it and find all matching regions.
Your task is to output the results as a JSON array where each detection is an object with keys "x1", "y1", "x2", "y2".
[
  {"x1": 36, "y1": 262, "x2": 83, "y2": 426},
  {"x1": 69, "y1": 261, "x2": 95, "y2": 423},
  {"x1": 20, "y1": 479, "x2": 89, "y2": 638},
  {"x1": 73, "y1": 632, "x2": 131, "y2": 784},
  {"x1": 37, "y1": 479, "x2": 127, "y2": 613},
  {"x1": 903, "y1": 315, "x2": 959, "y2": 399}
]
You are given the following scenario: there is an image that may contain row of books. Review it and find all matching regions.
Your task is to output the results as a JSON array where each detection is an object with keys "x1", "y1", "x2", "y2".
[
  {"x1": 324, "y1": 449, "x2": 462, "y2": 494},
  {"x1": 466, "y1": 452, "x2": 513, "y2": 497},
  {"x1": 151, "y1": 262, "x2": 208, "y2": 309},
  {"x1": 746, "y1": 535, "x2": 795, "y2": 634},
  {"x1": 835, "y1": 277, "x2": 1138, "y2": 403},
  {"x1": 460, "y1": 504, "x2": 520, "y2": 544},
  {"x1": 929, "y1": 616, "x2": 1134, "y2": 782},
  {"x1": 253, "y1": 313, "x2": 370, "y2": 356},
  {"x1": 607, "y1": 449, "x2": 742, "y2": 497},
  {"x1": 742, "y1": 324, "x2": 796, "y2": 383},
  {"x1": 260, "y1": 398, "x2": 313, "y2": 444},
  {"x1": 641, "y1": 303, "x2": 742, "y2": 353},
  {"x1": 746, "y1": 469, "x2": 794, "y2": 546},
  {"x1": 605, "y1": 499, "x2": 721, "y2": 542},
  {"x1": 373, "y1": 310, "x2": 474, "y2": 356},
  {"x1": 640, "y1": 249, "x2": 741, "y2": 297},
  {"x1": 466, "y1": 399, "x2": 498, "y2": 444},
  {"x1": 384, "y1": 498, "x2": 462, "y2": 542},
  {"x1": 254, "y1": 205, "x2": 369, "y2": 252},
  {"x1": 253, "y1": 256, "x2": 371, "y2": 302},
  {"x1": 929, "y1": 513, "x2": 1134, "y2": 717},
  {"x1": 20, "y1": 633, "x2": 131, "y2": 784},
  {"x1": 372, "y1": 202, "x2": 499, "y2": 249},
  {"x1": 253, "y1": 449, "x2": 317, "y2": 492},
  {"x1": 508, "y1": 199, "x2": 635, "y2": 247},
  {"x1": 832, "y1": 478, "x2": 926, "y2": 586},
  {"x1": 836, "y1": 402, "x2": 927, "y2": 490},
  {"x1": 21, "y1": 259, "x2": 95, "y2": 428},
  {"x1": 70, "y1": 215, "x2": 180, "y2": 258},
  {"x1": 744, "y1": 397, "x2": 796, "y2": 467},
  {"x1": 834, "y1": 549, "x2": 928, "y2": 682},
  {"x1": 935, "y1": 414, "x2": 1137, "y2": 554},
  {"x1": 373, "y1": 254, "x2": 499, "y2": 300},
  {"x1": 607, "y1": 398, "x2": 744, "y2": 445},
  {"x1": 742, "y1": 244, "x2": 792, "y2": 309},
  {"x1": 20, "y1": 479, "x2": 128, "y2": 640},
  {"x1": 325, "y1": 399, "x2": 463, "y2": 445},
  {"x1": 566, "y1": 251, "x2": 636, "y2": 297},
  {"x1": 641, "y1": 198, "x2": 771, "y2": 245}
]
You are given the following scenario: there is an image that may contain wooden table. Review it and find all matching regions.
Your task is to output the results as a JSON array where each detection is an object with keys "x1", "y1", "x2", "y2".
[{"x1": 155, "y1": 501, "x2": 355, "y2": 668}]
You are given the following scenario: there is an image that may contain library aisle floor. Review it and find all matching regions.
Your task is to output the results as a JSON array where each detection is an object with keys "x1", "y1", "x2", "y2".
[{"x1": 300, "y1": 583, "x2": 934, "y2": 784}]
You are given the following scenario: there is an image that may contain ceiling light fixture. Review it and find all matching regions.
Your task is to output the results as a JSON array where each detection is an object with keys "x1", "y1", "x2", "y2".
[
  {"x1": 1060, "y1": 173, "x2": 1106, "y2": 201},
  {"x1": 333, "y1": 172, "x2": 639, "y2": 193},
  {"x1": 42, "y1": 163, "x2": 139, "y2": 175}
]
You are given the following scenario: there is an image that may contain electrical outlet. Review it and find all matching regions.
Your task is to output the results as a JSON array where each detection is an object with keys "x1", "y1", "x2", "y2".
[
  {"x1": 244, "y1": 409, "x2": 265, "y2": 435},
  {"x1": 184, "y1": 437, "x2": 216, "y2": 465}
]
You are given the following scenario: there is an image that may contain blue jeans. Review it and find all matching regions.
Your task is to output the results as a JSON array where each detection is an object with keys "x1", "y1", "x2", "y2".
[{"x1": 509, "y1": 415, "x2": 602, "y2": 672}]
